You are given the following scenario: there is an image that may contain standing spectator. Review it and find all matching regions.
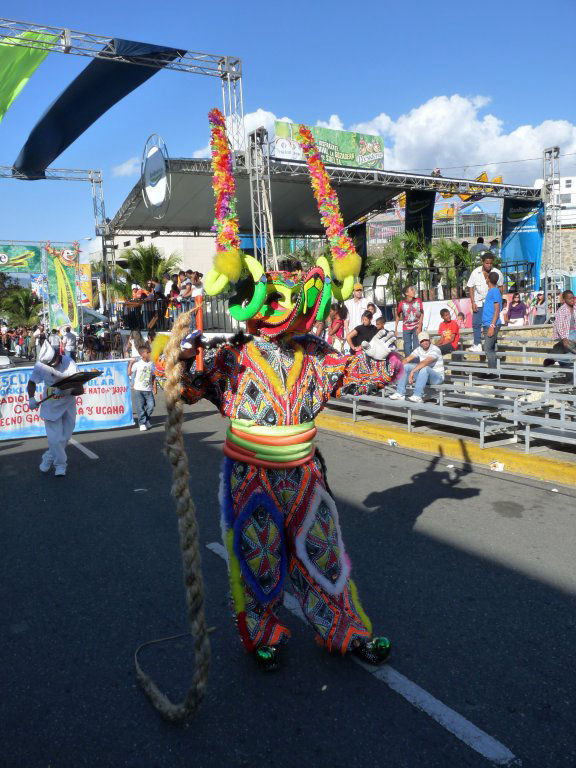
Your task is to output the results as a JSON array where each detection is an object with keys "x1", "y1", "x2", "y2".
[
  {"x1": 456, "y1": 311, "x2": 466, "y2": 329},
  {"x1": 469, "y1": 237, "x2": 488, "y2": 257},
  {"x1": 489, "y1": 238, "x2": 500, "y2": 258},
  {"x1": 533, "y1": 293, "x2": 547, "y2": 325},
  {"x1": 62, "y1": 326, "x2": 77, "y2": 361},
  {"x1": 466, "y1": 253, "x2": 503, "y2": 352},
  {"x1": 32, "y1": 324, "x2": 46, "y2": 359},
  {"x1": 499, "y1": 299, "x2": 508, "y2": 326},
  {"x1": 326, "y1": 303, "x2": 346, "y2": 352},
  {"x1": 164, "y1": 273, "x2": 176, "y2": 297},
  {"x1": 346, "y1": 311, "x2": 378, "y2": 352},
  {"x1": 389, "y1": 331, "x2": 445, "y2": 402},
  {"x1": 436, "y1": 308, "x2": 460, "y2": 355},
  {"x1": 126, "y1": 329, "x2": 144, "y2": 359},
  {"x1": 506, "y1": 293, "x2": 528, "y2": 327},
  {"x1": 395, "y1": 285, "x2": 424, "y2": 357},
  {"x1": 546, "y1": 290, "x2": 576, "y2": 366},
  {"x1": 128, "y1": 342, "x2": 157, "y2": 431},
  {"x1": 343, "y1": 283, "x2": 370, "y2": 334},
  {"x1": 191, "y1": 271, "x2": 204, "y2": 297},
  {"x1": 48, "y1": 328, "x2": 61, "y2": 349},
  {"x1": 455, "y1": 242, "x2": 469, "y2": 295},
  {"x1": 481, "y1": 271, "x2": 502, "y2": 371},
  {"x1": 366, "y1": 302, "x2": 382, "y2": 322}
]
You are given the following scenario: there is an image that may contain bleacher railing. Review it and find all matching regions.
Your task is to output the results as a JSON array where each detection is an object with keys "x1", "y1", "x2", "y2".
[{"x1": 112, "y1": 296, "x2": 241, "y2": 334}]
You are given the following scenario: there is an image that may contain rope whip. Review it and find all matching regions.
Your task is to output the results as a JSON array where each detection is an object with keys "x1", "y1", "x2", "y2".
[{"x1": 134, "y1": 310, "x2": 211, "y2": 722}]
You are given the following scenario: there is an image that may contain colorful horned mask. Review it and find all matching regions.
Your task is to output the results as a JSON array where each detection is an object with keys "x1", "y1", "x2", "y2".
[{"x1": 205, "y1": 109, "x2": 360, "y2": 337}]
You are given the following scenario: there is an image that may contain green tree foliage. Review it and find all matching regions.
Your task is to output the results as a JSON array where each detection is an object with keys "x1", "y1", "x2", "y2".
[
  {"x1": 0, "y1": 287, "x2": 41, "y2": 324},
  {"x1": 92, "y1": 244, "x2": 182, "y2": 301}
]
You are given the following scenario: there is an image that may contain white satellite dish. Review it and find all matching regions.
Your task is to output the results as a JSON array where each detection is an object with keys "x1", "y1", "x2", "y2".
[{"x1": 141, "y1": 134, "x2": 171, "y2": 219}]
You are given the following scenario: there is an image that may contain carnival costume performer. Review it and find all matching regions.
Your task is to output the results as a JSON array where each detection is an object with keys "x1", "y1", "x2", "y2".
[
  {"x1": 27, "y1": 340, "x2": 79, "y2": 477},
  {"x1": 154, "y1": 110, "x2": 403, "y2": 672}
]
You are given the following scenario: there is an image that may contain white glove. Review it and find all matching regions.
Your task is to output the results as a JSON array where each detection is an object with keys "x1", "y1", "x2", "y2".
[
  {"x1": 362, "y1": 331, "x2": 397, "y2": 361},
  {"x1": 28, "y1": 397, "x2": 39, "y2": 410}
]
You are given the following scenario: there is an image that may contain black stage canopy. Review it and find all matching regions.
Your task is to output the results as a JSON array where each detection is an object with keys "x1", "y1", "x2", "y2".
[{"x1": 110, "y1": 157, "x2": 541, "y2": 237}]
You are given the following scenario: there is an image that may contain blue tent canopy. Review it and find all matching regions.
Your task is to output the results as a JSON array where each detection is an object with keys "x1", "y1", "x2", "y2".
[{"x1": 13, "y1": 38, "x2": 184, "y2": 179}]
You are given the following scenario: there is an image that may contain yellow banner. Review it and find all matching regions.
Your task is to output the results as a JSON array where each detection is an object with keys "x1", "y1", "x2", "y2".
[{"x1": 78, "y1": 263, "x2": 93, "y2": 308}]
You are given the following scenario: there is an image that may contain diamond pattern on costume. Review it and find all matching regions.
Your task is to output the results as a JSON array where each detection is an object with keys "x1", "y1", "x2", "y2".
[
  {"x1": 305, "y1": 500, "x2": 341, "y2": 585},
  {"x1": 295, "y1": 485, "x2": 350, "y2": 597},
  {"x1": 239, "y1": 503, "x2": 283, "y2": 598},
  {"x1": 268, "y1": 466, "x2": 304, "y2": 511}
]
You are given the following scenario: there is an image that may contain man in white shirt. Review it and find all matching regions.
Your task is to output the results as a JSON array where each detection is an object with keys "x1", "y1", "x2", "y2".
[
  {"x1": 389, "y1": 331, "x2": 444, "y2": 402},
  {"x1": 62, "y1": 326, "x2": 77, "y2": 360},
  {"x1": 344, "y1": 283, "x2": 381, "y2": 333},
  {"x1": 27, "y1": 340, "x2": 79, "y2": 476},
  {"x1": 466, "y1": 253, "x2": 504, "y2": 352}
]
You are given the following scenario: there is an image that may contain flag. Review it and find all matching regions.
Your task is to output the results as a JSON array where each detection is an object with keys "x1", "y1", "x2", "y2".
[{"x1": 0, "y1": 31, "x2": 57, "y2": 123}]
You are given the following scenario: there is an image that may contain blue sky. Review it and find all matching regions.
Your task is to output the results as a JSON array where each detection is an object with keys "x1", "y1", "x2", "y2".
[{"x1": 0, "y1": 0, "x2": 575, "y2": 247}]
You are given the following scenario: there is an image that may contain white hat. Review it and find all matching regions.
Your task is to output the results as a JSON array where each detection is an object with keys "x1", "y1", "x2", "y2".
[
  {"x1": 38, "y1": 340, "x2": 58, "y2": 364},
  {"x1": 418, "y1": 331, "x2": 430, "y2": 342},
  {"x1": 131, "y1": 283, "x2": 138, "y2": 289}
]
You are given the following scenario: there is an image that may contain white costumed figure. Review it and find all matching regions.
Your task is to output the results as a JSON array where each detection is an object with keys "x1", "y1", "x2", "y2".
[{"x1": 27, "y1": 340, "x2": 79, "y2": 477}]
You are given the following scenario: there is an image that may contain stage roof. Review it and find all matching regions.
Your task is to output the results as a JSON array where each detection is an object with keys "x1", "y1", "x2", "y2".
[{"x1": 110, "y1": 157, "x2": 541, "y2": 237}]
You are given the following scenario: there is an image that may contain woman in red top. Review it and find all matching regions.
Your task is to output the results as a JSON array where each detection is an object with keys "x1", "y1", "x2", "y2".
[{"x1": 436, "y1": 308, "x2": 460, "y2": 355}]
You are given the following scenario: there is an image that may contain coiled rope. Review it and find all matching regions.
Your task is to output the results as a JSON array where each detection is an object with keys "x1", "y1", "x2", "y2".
[{"x1": 134, "y1": 310, "x2": 210, "y2": 722}]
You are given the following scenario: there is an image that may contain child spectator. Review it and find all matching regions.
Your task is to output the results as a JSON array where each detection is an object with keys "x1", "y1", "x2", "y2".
[
  {"x1": 326, "y1": 303, "x2": 346, "y2": 352},
  {"x1": 128, "y1": 343, "x2": 157, "y2": 431},
  {"x1": 437, "y1": 308, "x2": 460, "y2": 355},
  {"x1": 395, "y1": 286, "x2": 424, "y2": 357}
]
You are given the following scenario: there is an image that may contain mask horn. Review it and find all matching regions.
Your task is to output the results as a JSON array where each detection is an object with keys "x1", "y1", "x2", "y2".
[
  {"x1": 331, "y1": 275, "x2": 354, "y2": 301},
  {"x1": 228, "y1": 255, "x2": 268, "y2": 321},
  {"x1": 315, "y1": 255, "x2": 332, "y2": 321}
]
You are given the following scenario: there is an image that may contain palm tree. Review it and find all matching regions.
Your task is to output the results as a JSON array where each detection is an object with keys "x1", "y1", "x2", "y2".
[
  {"x1": 117, "y1": 244, "x2": 181, "y2": 289},
  {"x1": 1, "y1": 287, "x2": 41, "y2": 324}
]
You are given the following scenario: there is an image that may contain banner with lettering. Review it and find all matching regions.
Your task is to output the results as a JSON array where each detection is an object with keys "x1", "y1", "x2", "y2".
[{"x1": 0, "y1": 359, "x2": 133, "y2": 441}]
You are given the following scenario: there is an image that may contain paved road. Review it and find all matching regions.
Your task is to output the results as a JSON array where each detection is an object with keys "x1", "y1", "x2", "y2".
[{"x1": 2, "y1": 396, "x2": 576, "y2": 768}]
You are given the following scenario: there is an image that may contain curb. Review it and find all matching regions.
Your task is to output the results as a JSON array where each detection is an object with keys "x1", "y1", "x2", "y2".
[{"x1": 316, "y1": 411, "x2": 576, "y2": 487}]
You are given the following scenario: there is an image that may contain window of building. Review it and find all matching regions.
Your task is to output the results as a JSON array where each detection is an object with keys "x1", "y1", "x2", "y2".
[
  {"x1": 123, "y1": 240, "x2": 131, "y2": 247},
  {"x1": 560, "y1": 194, "x2": 572, "y2": 204},
  {"x1": 565, "y1": 179, "x2": 572, "y2": 188},
  {"x1": 136, "y1": 236, "x2": 144, "y2": 243}
]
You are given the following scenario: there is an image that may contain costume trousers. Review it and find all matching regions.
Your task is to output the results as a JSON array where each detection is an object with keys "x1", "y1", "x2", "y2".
[
  {"x1": 220, "y1": 455, "x2": 372, "y2": 654},
  {"x1": 43, "y1": 408, "x2": 76, "y2": 471}
]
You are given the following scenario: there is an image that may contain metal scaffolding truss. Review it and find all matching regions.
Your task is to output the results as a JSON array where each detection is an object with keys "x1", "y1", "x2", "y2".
[
  {"x1": 0, "y1": 17, "x2": 242, "y2": 78},
  {"x1": 0, "y1": 164, "x2": 111, "y2": 310},
  {"x1": 543, "y1": 146, "x2": 563, "y2": 311},
  {"x1": 247, "y1": 128, "x2": 276, "y2": 267},
  {"x1": 266, "y1": 160, "x2": 542, "y2": 200}
]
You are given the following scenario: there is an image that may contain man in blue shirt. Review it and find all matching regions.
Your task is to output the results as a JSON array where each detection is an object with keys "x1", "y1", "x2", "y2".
[{"x1": 481, "y1": 271, "x2": 502, "y2": 371}]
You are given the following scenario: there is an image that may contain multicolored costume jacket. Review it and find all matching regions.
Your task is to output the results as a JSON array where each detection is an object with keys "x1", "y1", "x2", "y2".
[{"x1": 169, "y1": 334, "x2": 402, "y2": 653}]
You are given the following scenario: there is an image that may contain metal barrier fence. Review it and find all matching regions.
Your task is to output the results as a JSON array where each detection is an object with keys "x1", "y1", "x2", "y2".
[
  {"x1": 113, "y1": 296, "x2": 241, "y2": 334},
  {"x1": 368, "y1": 219, "x2": 501, "y2": 244}
]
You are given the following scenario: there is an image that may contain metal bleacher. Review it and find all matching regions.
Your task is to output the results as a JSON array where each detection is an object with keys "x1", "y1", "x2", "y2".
[{"x1": 331, "y1": 327, "x2": 576, "y2": 454}]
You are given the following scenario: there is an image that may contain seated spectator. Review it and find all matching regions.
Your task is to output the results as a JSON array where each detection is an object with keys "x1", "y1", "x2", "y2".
[
  {"x1": 346, "y1": 310, "x2": 377, "y2": 352},
  {"x1": 375, "y1": 316, "x2": 385, "y2": 332},
  {"x1": 389, "y1": 331, "x2": 444, "y2": 402},
  {"x1": 545, "y1": 290, "x2": 576, "y2": 367},
  {"x1": 482, "y1": 271, "x2": 502, "y2": 371},
  {"x1": 436, "y1": 308, "x2": 459, "y2": 355},
  {"x1": 506, "y1": 293, "x2": 528, "y2": 327}
]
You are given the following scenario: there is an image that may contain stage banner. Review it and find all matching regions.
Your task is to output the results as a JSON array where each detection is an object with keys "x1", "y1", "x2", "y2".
[
  {"x1": 274, "y1": 121, "x2": 384, "y2": 170},
  {"x1": 501, "y1": 199, "x2": 545, "y2": 284},
  {"x1": 404, "y1": 190, "x2": 436, "y2": 242},
  {"x1": 0, "y1": 359, "x2": 133, "y2": 441}
]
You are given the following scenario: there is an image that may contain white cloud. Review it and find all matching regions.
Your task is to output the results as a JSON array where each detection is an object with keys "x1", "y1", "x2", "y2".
[
  {"x1": 191, "y1": 97, "x2": 576, "y2": 185},
  {"x1": 111, "y1": 156, "x2": 140, "y2": 177},
  {"x1": 193, "y1": 143, "x2": 210, "y2": 159},
  {"x1": 316, "y1": 114, "x2": 344, "y2": 131}
]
